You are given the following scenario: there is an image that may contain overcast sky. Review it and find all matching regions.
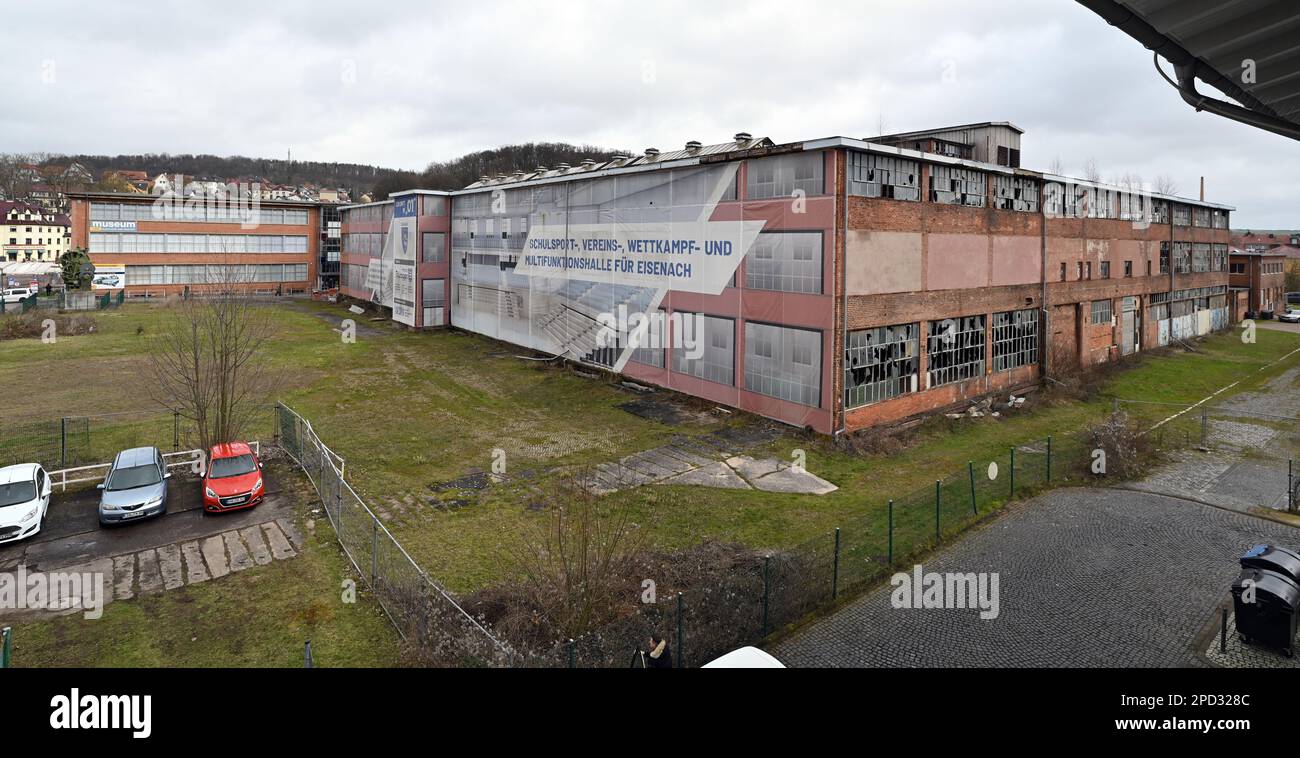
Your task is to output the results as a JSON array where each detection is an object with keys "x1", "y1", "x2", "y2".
[{"x1": 1, "y1": 0, "x2": 1294, "y2": 227}]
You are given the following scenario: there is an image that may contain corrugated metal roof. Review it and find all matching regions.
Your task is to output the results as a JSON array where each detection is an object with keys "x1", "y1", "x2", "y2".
[
  {"x1": 1128, "y1": 0, "x2": 1300, "y2": 122},
  {"x1": 1089, "y1": 0, "x2": 1300, "y2": 128}
]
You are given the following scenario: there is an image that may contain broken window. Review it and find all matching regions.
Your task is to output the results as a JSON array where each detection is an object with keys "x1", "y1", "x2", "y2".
[
  {"x1": 1152, "y1": 200, "x2": 1171, "y2": 224},
  {"x1": 991, "y1": 309, "x2": 1038, "y2": 372},
  {"x1": 1212, "y1": 209, "x2": 1229, "y2": 229},
  {"x1": 1173, "y1": 204, "x2": 1191, "y2": 226},
  {"x1": 993, "y1": 174, "x2": 1040, "y2": 212},
  {"x1": 928, "y1": 165, "x2": 986, "y2": 207},
  {"x1": 1192, "y1": 243, "x2": 1211, "y2": 272},
  {"x1": 845, "y1": 323, "x2": 919, "y2": 408},
  {"x1": 848, "y1": 152, "x2": 920, "y2": 201},
  {"x1": 1173, "y1": 242, "x2": 1191, "y2": 273},
  {"x1": 1160, "y1": 241, "x2": 1171, "y2": 274},
  {"x1": 1212, "y1": 244, "x2": 1228, "y2": 272},
  {"x1": 1100, "y1": 261, "x2": 1111, "y2": 279},
  {"x1": 926, "y1": 316, "x2": 985, "y2": 388},
  {"x1": 1193, "y1": 206, "x2": 1211, "y2": 228},
  {"x1": 1090, "y1": 300, "x2": 1112, "y2": 326}
]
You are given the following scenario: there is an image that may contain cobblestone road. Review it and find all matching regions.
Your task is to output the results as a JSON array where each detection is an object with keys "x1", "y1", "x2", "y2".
[{"x1": 770, "y1": 488, "x2": 1300, "y2": 667}]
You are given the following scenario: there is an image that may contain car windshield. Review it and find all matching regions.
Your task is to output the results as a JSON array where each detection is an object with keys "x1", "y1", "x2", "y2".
[
  {"x1": 0, "y1": 481, "x2": 37, "y2": 508},
  {"x1": 209, "y1": 454, "x2": 257, "y2": 478},
  {"x1": 107, "y1": 464, "x2": 161, "y2": 491}
]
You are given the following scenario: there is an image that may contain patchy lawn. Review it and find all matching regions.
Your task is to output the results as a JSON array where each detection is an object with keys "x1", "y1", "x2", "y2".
[{"x1": 4, "y1": 300, "x2": 1299, "y2": 597}]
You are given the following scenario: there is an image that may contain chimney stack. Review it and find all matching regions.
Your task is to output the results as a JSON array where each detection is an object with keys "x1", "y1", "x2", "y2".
[{"x1": 1200, "y1": 176, "x2": 1205, "y2": 201}]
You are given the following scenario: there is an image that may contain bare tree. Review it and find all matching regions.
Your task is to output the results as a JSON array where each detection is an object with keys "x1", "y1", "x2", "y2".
[
  {"x1": 503, "y1": 471, "x2": 649, "y2": 640},
  {"x1": 0, "y1": 153, "x2": 37, "y2": 201},
  {"x1": 1083, "y1": 157, "x2": 1101, "y2": 183},
  {"x1": 1154, "y1": 174, "x2": 1178, "y2": 195},
  {"x1": 1048, "y1": 156, "x2": 1065, "y2": 175},
  {"x1": 145, "y1": 261, "x2": 282, "y2": 451}
]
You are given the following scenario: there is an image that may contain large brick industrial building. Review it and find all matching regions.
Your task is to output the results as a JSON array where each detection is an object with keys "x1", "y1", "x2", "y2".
[{"x1": 339, "y1": 123, "x2": 1234, "y2": 435}]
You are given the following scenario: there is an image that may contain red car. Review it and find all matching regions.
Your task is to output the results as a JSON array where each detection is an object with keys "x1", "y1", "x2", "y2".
[{"x1": 202, "y1": 442, "x2": 265, "y2": 513}]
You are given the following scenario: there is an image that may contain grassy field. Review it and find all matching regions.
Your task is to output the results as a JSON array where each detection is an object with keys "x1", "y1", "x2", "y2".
[
  {"x1": 6, "y1": 473, "x2": 400, "y2": 668},
  {"x1": 4, "y1": 301, "x2": 1299, "y2": 597}
]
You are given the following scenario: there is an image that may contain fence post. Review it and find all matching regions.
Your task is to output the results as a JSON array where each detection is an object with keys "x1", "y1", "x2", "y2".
[
  {"x1": 831, "y1": 527, "x2": 841, "y2": 600},
  {"x1": 567, "y1": 639, "x2": 576, "y2": 669},
  {"x1": 371, "y1": 518, "x2": 379, "y2": 587},
  {"x1": 1046, "y1": 436, "x2": 1052, "y2": 483},
  {"x1": 887, "y1": 500, "x2": 894, "y2": 565},
  {"x1": 172, "y1": 412, "x2": 180, "y2": 452},
  {"x1": 1290, "y1": 459, "x2": 1295, "y2": 512},
  {"x1": 1010, "y1": 447, "x2": 1015, "y2": 498},
  {"x1": 1, "y1": 626, "x2": 10, "y2": 668},
  {"x1": 1201, "y1": 411, "x2": 1208, "y2": 448},
  {"x1": 968, "y1": 461, "x2": 977, "y2": 515},
  {"x1": 934, "y1": 480, "x2": 941, "y2": 542},
  {"x1": 761, "y1": 555, "x2": 771, "y2": 638},
  {"x1": 304, "y1": 640, "x2": 313, "y2": 668},
  {"x1": 60, "y1": 417, "x2": 67, "y2": 469},
  {"x1": 1220, "y1": 608, "x2": 1228, "y2": 654},
  {"x1": 676, "y1": 592, "x2": 684, "y2": 669}
]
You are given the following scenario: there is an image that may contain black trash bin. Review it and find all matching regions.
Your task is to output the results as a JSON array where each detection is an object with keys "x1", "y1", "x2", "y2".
[
  {"x1": 1231, "y1": 568, "x2": 1300, "y2": 658},
  {"x1": 1240, "y1": 544, "x2": 1300, "y2": 585}
]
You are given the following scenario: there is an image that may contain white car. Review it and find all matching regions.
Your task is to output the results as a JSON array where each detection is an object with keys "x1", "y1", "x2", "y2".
[
  {"x1": 1279, "y1": 309, "x2": 1300, "y2": 324},
  {"x1": 0, "y1": 464, "x2": 52, "y2": 545},
  {"x1": 1, "y1": 287, "x2": 36, "y2": 305},
  {"x1": 701, "y1": 646, "x2": 786, "y2": 668}
]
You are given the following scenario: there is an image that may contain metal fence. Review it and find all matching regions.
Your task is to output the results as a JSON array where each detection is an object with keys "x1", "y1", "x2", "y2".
[
  {"x1": 270, "y1": 400, "x2": 1105, "y2": 667},
  {"x1": 0, "y1": 411, "x2": 208, "y2": 472},
  {"x1": 0, "y1": 290, "x2": 122, "y2": 315},
  {"x1": 274, "y1": 402, "x2": 514, "y2": 666},
  {"x1": 525, "y1": 432, "x2": 1098, "y2": 668},
  {"x1": 1119, "y1": 397, "x2": 1300, "y2": 514}
]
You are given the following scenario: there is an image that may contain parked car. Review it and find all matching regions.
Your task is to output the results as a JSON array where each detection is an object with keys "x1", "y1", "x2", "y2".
[
  {"x1": 0, "y1": 463, "x2": 51, "y2": 545},
  {"x1": 98, "y1": 447, "x2": 169, "y2": 526},
  {"x1": 1, "y1": 286, "x2": 36, "y2": 306},
  {"x1": 1280, "y1": 309, "x2": 1300, "y2": 323},
  {"x1": 202, "y1": 442, "x2": 264, "y2": 513},
  {"x1": 701, "y1": 646, "x2": 786, "y2": 668}
]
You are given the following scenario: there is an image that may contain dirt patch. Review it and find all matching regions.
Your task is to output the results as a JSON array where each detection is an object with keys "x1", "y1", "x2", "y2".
[{"x1": 618, "y1": 397, "x2": 713, "y2": 426}]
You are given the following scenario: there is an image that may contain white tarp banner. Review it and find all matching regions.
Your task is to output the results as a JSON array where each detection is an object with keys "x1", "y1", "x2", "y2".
[{"x1": 390, "y1": 196, "x2": 418, "y2": 326}]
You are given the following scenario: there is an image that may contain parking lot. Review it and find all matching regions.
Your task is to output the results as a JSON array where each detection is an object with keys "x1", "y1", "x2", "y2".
[
  {"x1": 771, "y1": 487, "x2": 1300, "y2": 667},
  {"x1": 0, "y1": 465, "x2": 294, "y2": 581}
]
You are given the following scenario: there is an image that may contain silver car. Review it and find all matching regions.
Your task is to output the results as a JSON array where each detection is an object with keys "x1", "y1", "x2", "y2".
[{"x1": 98, "y1": 447, "x2": 170, "y2": 526}]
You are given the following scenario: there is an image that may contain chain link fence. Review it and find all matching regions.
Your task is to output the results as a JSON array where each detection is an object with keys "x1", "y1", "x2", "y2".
[
  {"x1": 270, "y1": 401, "x2": 1108, "y2": 667},
  {"x1": 520, "y1": 431, "x2": 1102, "y2": 668},
  {"x1": 0, "y1": 410, "x2": 224, "y2": 471},
  {"x1": 1117, "y1": 396, "x2": 1300, "y2": 513},
  {"x1": 274, "y1": 403, "x2": 514, "y2": 666}
]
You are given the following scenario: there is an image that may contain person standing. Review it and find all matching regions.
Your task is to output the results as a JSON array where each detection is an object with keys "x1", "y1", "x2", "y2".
[{"x1": 646, "y1": 635, "x2": 673, "y2": 669}]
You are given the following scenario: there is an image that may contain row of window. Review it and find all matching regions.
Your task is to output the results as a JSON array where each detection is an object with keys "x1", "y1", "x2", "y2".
[
  {"x1": 844, "y1": 309, "x2": 1039, "y2": 409},
  {"x1": 341, "y1": 231, "x2": 448, "y2": 263},
  {"x1": 90, "y1": 202, "x2": 310, "y2": 226},
  {"x1": 124, "y1": 263, "x2": 309, "y2": 285},
  {"x1": 618, "y1": 314, "x2": 824, "y2": 407},
  {"x1": 89, "y1": 233, "x2": 309, "y2": 254},
  {"x1": 846, "y1": 152, "x2": 1227, "y2": 224}
]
